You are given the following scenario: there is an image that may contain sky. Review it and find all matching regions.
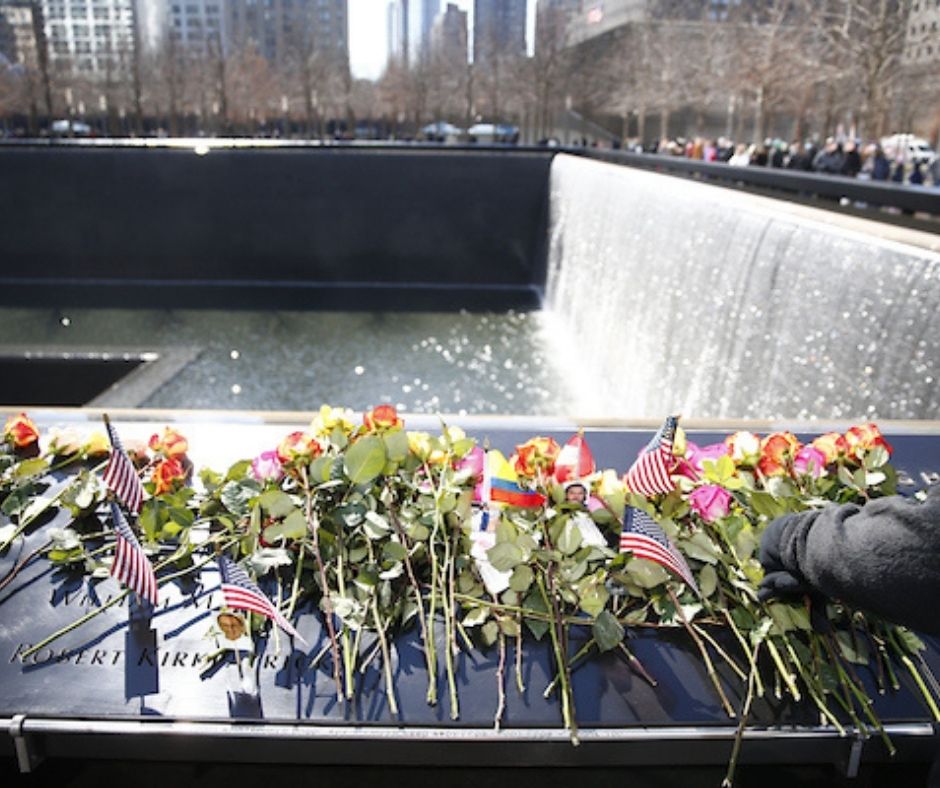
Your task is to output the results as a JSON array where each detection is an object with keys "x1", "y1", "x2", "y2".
[{"x1": 349, "y1": 0, "x2": 537, "y2": 81}]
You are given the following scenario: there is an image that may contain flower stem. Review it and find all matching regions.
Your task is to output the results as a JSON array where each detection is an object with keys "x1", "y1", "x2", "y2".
[
  {"x1": 536, "y1": 571, "x2": 578, "y2": 744},
  {"x1": 371, "y1": 593, "x2": 398, "y2": 717}
]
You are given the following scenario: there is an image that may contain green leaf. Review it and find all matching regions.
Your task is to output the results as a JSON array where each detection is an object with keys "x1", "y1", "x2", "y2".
[
  {"x1": 248, "y1": 548, "x2": 293, "y2": 575},
  {"x1": 592, "y1": 609, "x2": 625, "y2": 652},
  {"x1": 481, "y1": 620, "x2": 499, "y2": 647},
  {"x1": 865, "y1": 446, "x2": 889, "y2": 470},
  {"x1": 263, "y1": 509, "x2": 307, "y2": 542},
  {"x1": 13, "y1": 457, "x2": 48, "y2": 479},
  {"x1": 522, "y1": 590, "x2": 550, "y2": 640},
  {"x1": 699, "y1": 564, "x2": 718, "y2": 598},
  {"x1": 498, "y1": 617, "x2": 521, "y2": 637},
  {"x1": 749, "y1": 491, "x2": 787, "y2": 519},
  {"x1": 509, "y1": 564, "x2": 534, "y2": 593},
  {"x1": 556, "y1": 520, "x2": 583, "y2": 556},
  {"x1": 259, "y1": 490, "x2": 295, "y2": 519},
  {"x1": 626, "y1": 558, "x2": 669, "y2": 588},
  {"x1": 224, "y1": 459, "x2": 252, "y2": 482},
  {"x1": 382, "y1": 541, "x2": 408, "y2": 562},
  {"x1": 897, "y1": 628, "x2": 926, "y2": 654},
  {"x1": 461, "y1": 606, "x2": 490, "y2": 627},
  {"x1": 487, "y1": 542, "x2": 524, "y2": 572},
  {"x1": 344, "y1": 435, "x2": 387, "y2": 484},
  {"x1": 220, "y1": 480, "x2": 259, "y2": 517},
  {"x1": 308, "y1": 456, "x2": 332, "y2": 483},
  {"x1": 577, "y1": 578, "x2": 609, "y2": 618},
  {"x1": 837, "y1": 464, "x2": 857, "y2": 489},
  {"x1": 679, "y1": 532, "x2": 720, "y2": 564},
  {"x1": 383, "y1": 429, "x2": 410, "y2": 463}
]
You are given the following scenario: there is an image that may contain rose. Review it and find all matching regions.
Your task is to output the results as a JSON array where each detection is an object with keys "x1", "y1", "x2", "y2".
[
  {"x1": 844, "y1": 423, "x2": 893, "y2": 459},
  {"x1": 152, "y1": 457, "x2": 187, "y2": 495},
  {"x1": 689, "y1": 484, "x2": 732, "y2": 522},
  {"x1": 46, "y1": 426, "x2": 85, "y2": 456},
  {"x1": 724, "y1": 431, "x2": 761, "y2": 467},
  {"x1": 363, "y1": 404, "x2": 404, "y2": 433},
  {"x1": 148, "y1": 427, "x2": 188, "y2": 458},
  {"x1": 4, "y1": 413, "x2": 39, "y2": 449},
  {"x1": 512, "y1": 436, "x2": 560, "y2": 478},
  {"x1": 811, "y1": 432, "x2": 848, "y2": 464},
  {"x1": 757, "y1": 432, "x2": 801, "y2": 477},
  {"x1": 310, "y1": 405, "x2": 357, "y2": 438},
  {"x1": 276, "y1": 431, "x2": 321, "y2": 465},
  {"x1": 455, "y1": 445, "x2": 486, "y2": 500},
  {"x1": 251, "y1": 450, "x2": 284, "y2": 483},
  {"x1": 793, "y1": 445, "x2": 828, "y2": 479},
  {"x1": 85, "y1": 431, "x2": 117, "y2": 459},
  {"x1": 685, "y1": 441, "x2": 733, "y2": 474}
]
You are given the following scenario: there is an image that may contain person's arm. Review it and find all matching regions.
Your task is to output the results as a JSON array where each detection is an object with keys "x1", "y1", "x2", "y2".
[{"x1": 759, "y1": 485, "x2": 940, "y2": 633}]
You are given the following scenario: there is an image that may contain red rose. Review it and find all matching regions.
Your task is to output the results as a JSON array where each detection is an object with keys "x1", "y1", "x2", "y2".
[
  {"x1": 148, "y1": 427, "x2": 189, "y2": 459},
  {"x1": 844, "y1": 423, "x2": 893, "y2": 459},
  {"x1": 3, "y1": 413, "x2": 39, "y2": 449},
  {"x1": 811, "y1": 432, "x2": 848, "y2": 464},
  {"x1": 363, "y1": 404, "x2": 404, "y2": 432},
  {"x1": 276, "y1": 431, "x2": 322, "y2": 464},
  {"x1": 152, "y1": 457, "x2": 187, "y2": 495},
  {"x1": 757, "y1": 432, "x2": 801, "y2": 477},
  {"x1": 512, "y1": 436, "x2": 561, "y2": 478}
]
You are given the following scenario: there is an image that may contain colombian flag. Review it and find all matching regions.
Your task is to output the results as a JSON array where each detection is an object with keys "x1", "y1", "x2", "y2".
[{"x1": 486, "y1": 450, "x2": 546, "y2": 509}]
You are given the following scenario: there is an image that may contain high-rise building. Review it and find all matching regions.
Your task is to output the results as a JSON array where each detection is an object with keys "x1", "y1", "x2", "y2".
[
  {"x1": 164, "y1": 0, "x2": 224, "y2": 56},
  {"x1": 904, "y1": 0, "x2": 939, "y2": 66},
  {"x1": 39, "y1": 0, "x2": 137, "y2": 74},
  {"x1": 227, "y1": 0, "x2": 348, "y2": 66},
  {"x1": 0, "y1": 0, "x2": 39, "y2": 67},
  {"x1": 473, "y1": 0, "x2": 526, "y2": 63},
  {"x1": 430, "y1": 1, "x2": 465, "y2": 62},
  {"x1": 534, "y1": 0, "x2": 577, "y2": 53},
  {"x1": 386, "y1": 0, "x2": 406, "y2": 62},
  {"x1": 406, "y1": 0, "x2": 437, "y2": 63}
]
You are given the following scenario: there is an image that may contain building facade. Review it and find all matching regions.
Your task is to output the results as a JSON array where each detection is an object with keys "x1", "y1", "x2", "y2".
[
  {"x1": 39, "y1": 0, "x2": 136, "y2": 74},
  {"x1": 430, "y1": 0, "x2": 465, "y2": 62},
  {"x1": 227, "y1": 0, "x2": 347, "y2": 66},
  {"x1": 473, "y1": 0, "x2": 526, "y2": 62},
  {"x1": 904, "y1": 0, "x2": 939, "y2": 65}
]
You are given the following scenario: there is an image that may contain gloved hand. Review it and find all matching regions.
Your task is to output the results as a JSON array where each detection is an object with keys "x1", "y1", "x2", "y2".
[{"x1": 758, "y1": 514, "x2": 830, "y2": 634}]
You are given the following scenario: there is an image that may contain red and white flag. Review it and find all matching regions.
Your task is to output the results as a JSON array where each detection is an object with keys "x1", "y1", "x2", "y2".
[
  {"x1": 624, "y1": 416, "x2": 678, "y2": 497},
  {"x1": 103, "y1": 417, "x2": 145, "y2": 515},
  {"x1": 110, "y1": 502, "x2": 158, "y2": 605},
  {"x1": 554, "y1": 431, "x2": 595, "y2": 484}
]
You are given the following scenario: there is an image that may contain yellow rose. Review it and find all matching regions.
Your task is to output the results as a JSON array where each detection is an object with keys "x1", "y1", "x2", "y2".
[{"x1": 310, "y1": 405, "x2": 356, "y2": 438}]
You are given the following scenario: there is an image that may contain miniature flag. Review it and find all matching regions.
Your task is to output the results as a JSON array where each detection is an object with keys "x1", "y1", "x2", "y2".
[
  {"x1": 103, "y1": 418, "x2": 145, "y2": 515},
  {"x1": 486, "y1": 450, "x2": 546, "y2": 509},
  {"x1": 110, "y1": 501, "x2": 158, "y2": 605},
  {"x1": 624, "y1": 415, "x2": 678, "y2": 497},
  {"x1": 619, "y1": 506, "x2": 700, "y2": 597},
  {"x1": 554, "y1": 432, "x2": 595, "y2": 484},
  {"x1": 219, "y1": 555, "x2": 308, "y2": 645}
]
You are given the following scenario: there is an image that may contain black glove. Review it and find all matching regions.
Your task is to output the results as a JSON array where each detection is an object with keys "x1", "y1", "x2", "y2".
[{"x1": 758, "y1": 514, "x2": 830, "y2": 634}]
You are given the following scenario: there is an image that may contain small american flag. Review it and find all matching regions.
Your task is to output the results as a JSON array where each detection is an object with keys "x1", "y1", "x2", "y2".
[
  {"x1": 624, "y1": 415, "x2": 678, "y2": 497},
  {"x1": 219, "y1": 555, "x2": 307, "y2": 645},
  {"x1": 103, "y1": 417, "x2": 145, "y2": 515},
  {"x1": 620, "y1": 506, "x2": 700, "y2": 597},
  {"x1": 110, "y1": 501, "x2": 158, "y2": 605}
]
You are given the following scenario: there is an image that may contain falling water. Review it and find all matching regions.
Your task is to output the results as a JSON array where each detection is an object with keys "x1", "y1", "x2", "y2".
[{"x1": 545, "y1": 154, "x2": 940, "y2": 421}]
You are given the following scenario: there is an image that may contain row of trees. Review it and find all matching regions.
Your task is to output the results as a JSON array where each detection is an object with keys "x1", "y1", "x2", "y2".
[{"x1": 1, "y1": 0, "x2": 937, "y2": 143}]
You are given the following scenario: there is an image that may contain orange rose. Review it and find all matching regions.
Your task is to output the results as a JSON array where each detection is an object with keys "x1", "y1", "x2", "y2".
[
  {"x1": 148, "y1": 427, "x2": 189, "y2": 458},
  {"x1": 363, "y1": 404, "x2": 404, "y2": 432},
  {"x1": 276, "y1": 431, "x2": 322, "y2": 464},
  {"x1": 757, "y1": 432, "x2": 801, "y2": 477},
  {"x1": 512, "y1": 436, "x2": 561, "y2": 478},
  {"x1": 4, "y1": 413, "x2": 39, "y2": 449},
  {"x1": 152, "y1": 457, "x2": 187, "y2": 495},
  {"x1": 811, "y1": 432, "x2": 848, "y2": 464},
  {"x1": 844, "y1": 423, "x2": 893, "y2": 459}
]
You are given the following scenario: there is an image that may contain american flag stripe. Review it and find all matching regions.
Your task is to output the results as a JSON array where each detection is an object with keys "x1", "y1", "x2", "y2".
[
  {"x1": 103, "y1": 420, "x2": 145, "y2": 515},
  {"x1": 219, "y1": 556, "x2": 307, "y2": 644},
  {"x1": 620, "y1": 507, "x2": 700, "y2": 597},
  {"x1": 624, "y1": 416, "x2": 678, "y2": 497},
  {"x1": 110, "y1": 502, "x2": 158, "y2": 604}
]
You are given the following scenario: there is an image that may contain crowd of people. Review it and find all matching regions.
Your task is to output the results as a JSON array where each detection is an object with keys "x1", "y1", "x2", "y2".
[{"x1": 636, "y1": 135, "x2": 940, "y2": 187}]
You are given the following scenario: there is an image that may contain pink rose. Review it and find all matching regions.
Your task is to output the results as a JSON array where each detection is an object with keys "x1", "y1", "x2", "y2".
[
  {"x1": 689, "y1": 484, "x2": 732, "y2": 522},
  {"x1": 456, "y1": 445, "x2": 486, "y2": 501},
  {"x1": 251, "y1": 450, "x2": 284, "y2": 483},
  {"x1": 684, "y1": 441, "x2": 732, "y2": 477},
  {"x1": 793, "y1": 445, "x2": 828, "y2": 479}
]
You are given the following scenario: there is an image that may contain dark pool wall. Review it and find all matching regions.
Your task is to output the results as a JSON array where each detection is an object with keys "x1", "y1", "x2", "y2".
[{"x1": 0, "y1": 147, "x2": 552, "y2": 310}]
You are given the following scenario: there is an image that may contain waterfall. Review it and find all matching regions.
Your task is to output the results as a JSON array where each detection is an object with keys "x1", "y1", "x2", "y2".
[{"x1": 544, "y1": 154, "x2": 940, "y2": 422}]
